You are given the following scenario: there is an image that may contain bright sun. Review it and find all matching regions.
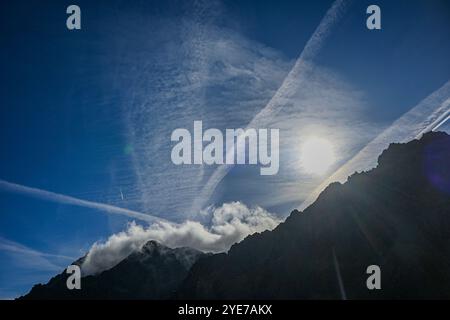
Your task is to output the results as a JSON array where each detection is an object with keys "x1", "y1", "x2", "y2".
[{"x1": 300, "y1": 137, "x2": 336, "y2": 175}]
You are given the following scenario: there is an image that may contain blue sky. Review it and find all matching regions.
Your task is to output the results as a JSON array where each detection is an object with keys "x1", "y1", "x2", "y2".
[{"x1": 0, "y1": 0, "x2": 449, "y2": 298}]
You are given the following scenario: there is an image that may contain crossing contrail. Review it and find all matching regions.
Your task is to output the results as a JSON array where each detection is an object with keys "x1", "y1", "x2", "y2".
[
  {"x1": 192, "y1": 0, "x2": 351, "y2": 213},
  {"x1": 432, "y1": 113, "x2": 450, "y2": 132},
  {"x1": 0, "y1": 179, "x2": 168, "y2": 224},
  {"x1": 428, "y1": 103, "x2": 450, "y2": 133}
]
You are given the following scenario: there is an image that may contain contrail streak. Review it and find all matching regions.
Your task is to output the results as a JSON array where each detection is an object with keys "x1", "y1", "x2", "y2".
[
  {"x1": 298, "y1": 80, "x2": 450, "y2": 211},
  {"x1": 0, "y1": 236, "x2": 75, "y2": 261},
  {"x1": 432, "y1": 113, "x2": 450, "y2": 132},
  {"x1": 192, "y1": 0, "x2": 350, "y2": 212},
  {"x1": 0, "y1": 179, "x2": 168, "y2": 224}
]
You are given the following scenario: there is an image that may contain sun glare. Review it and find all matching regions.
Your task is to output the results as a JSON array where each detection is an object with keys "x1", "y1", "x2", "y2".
[{"x1": 300, "y1": 137, "x2": 336, "y2": 175}]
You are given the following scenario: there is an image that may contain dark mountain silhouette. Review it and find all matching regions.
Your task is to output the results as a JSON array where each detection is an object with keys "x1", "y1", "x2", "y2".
[
  {"x1": 21, "y1": 241, "x2": 205, "y2": 299},
  {"x1": 178, "y1": 131, "x2": 450, "y2": 299},
  {"x1": 21, "y1": 131, "x2": 450, "y2": 299}
]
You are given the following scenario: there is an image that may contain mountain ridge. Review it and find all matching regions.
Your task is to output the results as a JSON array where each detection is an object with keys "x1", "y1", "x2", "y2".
[
  {"x1": 177, "y1": 131, "x2": 450, "y2": 299},
  {"x1": 21, "y1": 241, "x2": 206, "y2": 299},
  {"x1": 21, "y1": 131, "x2": 450, "y2": 299}
]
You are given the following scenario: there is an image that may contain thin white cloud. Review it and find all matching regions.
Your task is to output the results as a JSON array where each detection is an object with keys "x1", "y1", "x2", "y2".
[
  {"x1": 117, "y1": 15, "x2": 292, "y2": 220},
  {"x1": 0, "y1": 237, "x2": 74, "y2": 272},
  {"x1": 81, "y1": 201, "x2": 281, "y2": 275},
  {"x1": 193, "y1": 0, "x2": 350, "y2": 213},
  {"x1": 0, "y1": 179, "x2": 165, "y2": 223},
  {"x1": 299, "y1": 80, "x2": 450, "y2": 210}
]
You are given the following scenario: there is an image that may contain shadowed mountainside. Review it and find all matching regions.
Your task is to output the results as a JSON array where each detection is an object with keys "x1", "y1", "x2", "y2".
[
  {"x1": 178, "y1": 131, "x2": 450, "y2": 299},
  {"x1": 21, "y1": 131, "x2": 450, "y2": 299},
  {"x1": 21, "y1": 241, "x2": 205, "y2": 299}
]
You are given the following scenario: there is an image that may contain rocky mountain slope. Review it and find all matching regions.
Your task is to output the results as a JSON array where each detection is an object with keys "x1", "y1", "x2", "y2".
[
  {"x1": 178, "y1": 131, "x2": 450, "y2": 299},
  {"x1": 21, "y1": 241, "x2": 205, "y2": 299},
  {"x1": 22, "y1": 131, "x2": 450, "y2": 299}
]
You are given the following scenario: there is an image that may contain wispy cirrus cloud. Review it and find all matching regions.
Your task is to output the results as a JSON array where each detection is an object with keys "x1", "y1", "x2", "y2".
[
  {"x1": 112, "y1": 6, "x2": 293, "y2": 220},
  {"x1": 0, "y1": 237, "x2": 74, "y2": 272},
  {"x1": 0, "y1": 237, "x2": 77, "y2": 298},
  {"x1": 192, "y1": 0, "x2": 352, "y2": 213},
  {"x1": 0, "y1": 0, "x2": 357, "y2": 224}
]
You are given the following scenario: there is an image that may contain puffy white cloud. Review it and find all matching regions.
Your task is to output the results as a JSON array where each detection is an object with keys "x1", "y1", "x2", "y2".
[{"x1": 81, "y1": 202, "x2": 281, "y2": 275}]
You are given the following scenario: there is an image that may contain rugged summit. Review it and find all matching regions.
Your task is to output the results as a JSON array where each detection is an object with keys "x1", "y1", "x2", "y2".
[{"x1": 22, "y1": 241, "x2": 205, "y2": 299}]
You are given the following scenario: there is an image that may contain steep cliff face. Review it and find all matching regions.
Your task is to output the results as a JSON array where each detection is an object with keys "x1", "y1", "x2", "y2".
[{"x1": 177, "y1": 132, "x2": 450, "y2": 299}]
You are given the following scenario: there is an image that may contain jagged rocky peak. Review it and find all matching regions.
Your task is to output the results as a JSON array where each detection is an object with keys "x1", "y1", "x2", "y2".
[
  {"x1": 127, "y1": 240, "x2": 205, "y2": 271},
  {"x1": 140, "y1": 240, "x2": 165, "y2": 254}
]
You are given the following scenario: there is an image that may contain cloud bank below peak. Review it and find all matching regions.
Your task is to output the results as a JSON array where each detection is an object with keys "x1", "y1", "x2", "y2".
[{"x1": 81, "y1": 201, "x2": 281, "y2": 276}]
